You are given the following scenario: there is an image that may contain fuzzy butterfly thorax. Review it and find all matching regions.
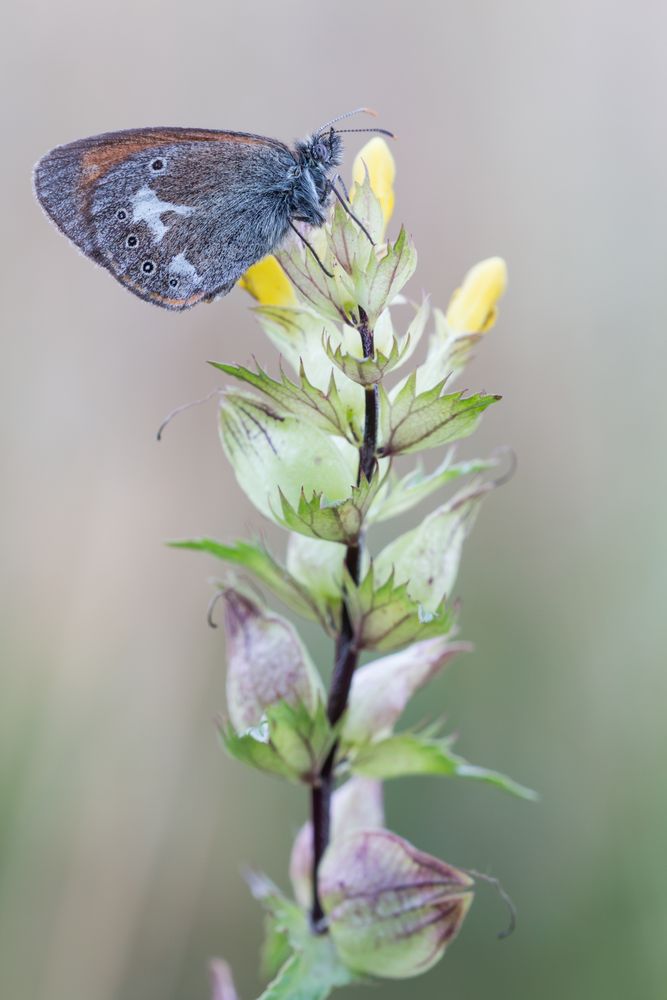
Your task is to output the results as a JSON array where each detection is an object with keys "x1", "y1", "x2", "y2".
[
  {"x1": 290, "y1": 131, "x2": 344, "y2": 224},
  {"x1": 33, "y1": 118, "x2": 374, "y2": 311}
]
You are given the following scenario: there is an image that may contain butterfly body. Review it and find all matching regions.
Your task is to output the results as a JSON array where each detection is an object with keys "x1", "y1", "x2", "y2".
[{"x1": 34, "y1": 127, "x2": 343, "y2": 310}]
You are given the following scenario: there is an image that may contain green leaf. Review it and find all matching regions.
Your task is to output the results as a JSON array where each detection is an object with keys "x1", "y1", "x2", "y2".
[
  {"x1": 379, "y1": 372, "x2": 500, "y2": 456},
  {"x1": 219, "y1": 393, "x2": 357, "y2": 522},
  {"x1": 275, "y1": 241, "x2": 352, "y2": 324},
  {"x1": 326, "y1": 195, "x2": 374, "y2": 277},
  {"x1": 211, "y1": 360, "x2": 359, "y2": 444},
  {"x1": 269, "y1": 699, "x2": 336, "y2": 781},
  {"x1": 168, "y1": 537, "x2": 335, "y2": 630},
  {"x1": 257, "y1": 943, "x2": 353, "y2": 1000},
  {"x1": 374, "y1": 485, "x2": 487, "y2": 613},
  {"x1": 391, "y1": 294, "x2": 431, "y2": 368},
  {"x1": 220, "y1": 721, "x2": 298, "y2": 781},
  {"x1": 344, "y1": 171, "x2": 386, "y2": 248},
  {"x1": 277, "y1": 473, "x2": 381, "y2": 544},
  {"x1": 246, "y1": 871, "x2": 308, "y2": 945},
  {"x1": 285, "y1": 535, "x2": 345, "y2": 609},
  {"x1": 261, "y1": 917, "x2": 292, "y2": 982},
  {"x1": 220, "y1": 700, "x2": 335, "y2": 784},
  {"x1": 356, "y1": 227, "x2": 417, "y2": 325},
  {"x1": 369, "y1": 453, "x2": 496, "y2": 523},
  {"x1": 346, "y1": 565, "x2": 456, "y2": 653},
  {"x1": 248, "y1": 875, "x2": 355, "y2": 1000},
  {"x1": 349, "y1": 733, "x2": 538, "y2": 800},
  {"x1": 323, "y1": 333, "x2": 411, "y2": 386}
]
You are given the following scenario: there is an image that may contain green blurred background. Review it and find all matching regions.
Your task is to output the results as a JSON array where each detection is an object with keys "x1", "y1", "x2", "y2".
[{"x1": 3, "y1": 1, "x2": 666, "y2": 997}]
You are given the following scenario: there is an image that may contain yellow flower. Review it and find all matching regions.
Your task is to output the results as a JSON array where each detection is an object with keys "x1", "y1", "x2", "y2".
[
  {"x1": 238, "y1": 255, "x2": 297, "y2": 307},
  {"x1": 446, "y1": 257, "x2": 508, "y2": 333},
  {"x1": 352, "y1": 137, "x2": 396, "y2": 230}
]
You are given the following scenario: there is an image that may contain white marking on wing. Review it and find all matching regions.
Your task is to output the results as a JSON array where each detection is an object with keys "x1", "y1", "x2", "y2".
[
  {"x1": 131, "y1": 186, "x2": 194, "y2": 243},
  {"x1": 169, "y1": 252, "x2": 203, "y2": 288}
]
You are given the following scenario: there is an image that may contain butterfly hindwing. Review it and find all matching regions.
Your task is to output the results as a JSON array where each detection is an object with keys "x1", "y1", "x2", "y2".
[{"x1": 35, "y1": 128, "x2": 297, "y2": 310}]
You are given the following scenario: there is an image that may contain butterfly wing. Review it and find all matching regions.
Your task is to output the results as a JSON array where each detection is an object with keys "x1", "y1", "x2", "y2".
[{"x1": 34, "y1": 128, "x2": 296, "y2": 309}]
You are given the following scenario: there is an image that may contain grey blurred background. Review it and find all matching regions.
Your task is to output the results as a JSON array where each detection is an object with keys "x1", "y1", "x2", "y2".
[{"x1": 2, "y1": 1, "x2": 666, "y2": 998}]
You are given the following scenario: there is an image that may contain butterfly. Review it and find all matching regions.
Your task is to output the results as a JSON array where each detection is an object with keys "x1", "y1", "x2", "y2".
[{"x1": 33, "y1": 109, "x2": 392, "y2": 311}]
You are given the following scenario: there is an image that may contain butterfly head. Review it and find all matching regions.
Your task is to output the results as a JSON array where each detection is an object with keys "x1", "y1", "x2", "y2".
[{"x1": 295, "y1": 129, "x2": 344, "y2": 174}]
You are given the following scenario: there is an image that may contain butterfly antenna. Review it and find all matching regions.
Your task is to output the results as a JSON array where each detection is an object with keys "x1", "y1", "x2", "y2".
[
  {"x1": 316, "y1": 107, "x2": 377, "y2": 133},
  {"x1": 288, "y1": 220, "x2": 334, "y2": 278},
  {"x1": 330, "y1": 182, "x2": 375, "y2": 246},
  {"x1": 207, "y1": 589, "x2": 225, "y2": 629},
  {"x1": 333, "y1": 127, "x2": 396, "y2": 139}
]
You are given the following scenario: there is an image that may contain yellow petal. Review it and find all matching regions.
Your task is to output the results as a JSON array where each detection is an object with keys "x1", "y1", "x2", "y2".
[
  {"x1": 352, "y1": 137, "x2": 396, "y2": 228},
  {"x1": 445, "y1": 257, "x2": 508, "y2": 333},
  {"x1": 238, "y1": 255, "x2": 297, "y2": 307}
]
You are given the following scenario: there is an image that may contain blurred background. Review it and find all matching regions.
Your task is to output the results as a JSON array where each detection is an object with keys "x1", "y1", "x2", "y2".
[{"x1": 2, "y1": 1, "x2": 666, "y2": 998}]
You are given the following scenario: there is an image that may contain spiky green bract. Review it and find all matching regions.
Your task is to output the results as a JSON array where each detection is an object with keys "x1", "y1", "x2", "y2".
[
  {"x1": 374, "y1": 482, "x2": 490, "y2": 613},
  {"x1": 211, "y1": 360, "x2": 360, "y2": 444},
  {"x1": 277, "y1": 472, "x2": 381, "y2": 544},
  {"x1": 220, "y1": 700, "x2": 336, "y2": 785},
  {"x1": 345, "y1": 564, "x2": 456, "y2": 653},
  {"x1": 379, "y1": 371, "x2": 500, "y2": 457}
]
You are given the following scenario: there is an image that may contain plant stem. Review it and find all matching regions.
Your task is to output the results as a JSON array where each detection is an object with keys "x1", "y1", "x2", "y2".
[{"x1": 310, "y1": 306, "x2": 378, "y2": 926}]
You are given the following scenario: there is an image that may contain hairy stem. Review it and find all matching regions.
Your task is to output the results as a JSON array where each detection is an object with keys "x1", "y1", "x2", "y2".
[{"x1": 311, "y1": 306, "x2": 378, "y2": 926}]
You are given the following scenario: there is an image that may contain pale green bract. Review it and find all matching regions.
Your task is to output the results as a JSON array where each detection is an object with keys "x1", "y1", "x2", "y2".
[
  {"x1": 374, "y1": 483, "x2": 488, "y2": 612},
  {"x1": 219, "y1": 393, "x2": 357, "y2": 523}
]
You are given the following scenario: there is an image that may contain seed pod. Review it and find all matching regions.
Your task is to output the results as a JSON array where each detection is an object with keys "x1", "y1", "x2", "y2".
[
  {"x1": 320, "y1": 830, "x2": 473, "y2": 979},
  {"x1": 222, "y1": 588, "x2": 324, "y2": 731}
]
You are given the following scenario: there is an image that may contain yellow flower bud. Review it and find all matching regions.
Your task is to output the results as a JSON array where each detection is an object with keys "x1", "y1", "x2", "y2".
[
  {"x1": 445, "y1": 257, "x2": 508, "y2": 334},
  {"x1": 352, "y1": 137, "x2": 396, "y2": 229},
  {"x1": 239, "y1": 255, "x2": 297, "y2": 307}
]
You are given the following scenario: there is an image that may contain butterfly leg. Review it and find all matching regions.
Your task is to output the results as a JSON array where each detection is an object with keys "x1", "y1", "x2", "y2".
[
  {"x1": 329, "y1": 180, "x2": 375, "y2": 247},
  {"x1": 288, "y1": 220, "x2": 334, "y2": 278},
  {"x1": 333, "y1": 172, "x2": 352, "y2": 204}
]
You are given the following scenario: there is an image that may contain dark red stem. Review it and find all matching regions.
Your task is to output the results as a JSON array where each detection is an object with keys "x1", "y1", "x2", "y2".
[{"x1": 310, "y1": 307, "x2": 378, "y2": 926}]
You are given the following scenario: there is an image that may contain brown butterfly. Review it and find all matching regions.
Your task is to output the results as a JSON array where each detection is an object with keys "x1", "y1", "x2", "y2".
[{"x1": 34, "y1": 111, "x2": 392, "y2": 310}]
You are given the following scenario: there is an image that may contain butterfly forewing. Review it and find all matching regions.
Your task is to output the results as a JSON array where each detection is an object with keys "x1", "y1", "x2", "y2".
[{"x1": 35, "y1": 128, "x2": 297, "y2": 310}]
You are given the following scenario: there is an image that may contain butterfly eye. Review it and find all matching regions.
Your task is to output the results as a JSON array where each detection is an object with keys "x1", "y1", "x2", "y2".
[
  {"x1": 142, "y1": 260, "x2": 156, "y2": 275},
  {"x1": 126, "y1": 234, "x2": 138, "y2": 248},
  {"x1": 169, "y1": 277, "x2": 179, "y2": 288},
  {"x1": 150, "y1": 158, "x2": 166, "y2": 173},
  {"x1": 116, "y1": 209, "x2": 128, "y2": 221}
]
